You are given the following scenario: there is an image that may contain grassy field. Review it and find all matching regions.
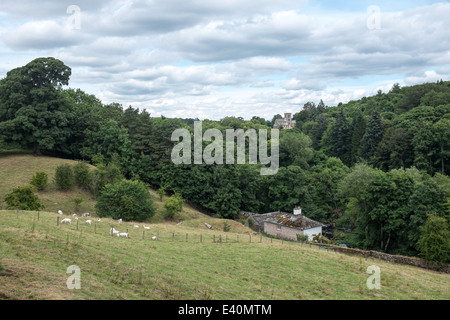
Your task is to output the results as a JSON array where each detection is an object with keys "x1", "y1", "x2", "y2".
[
  {"x1": 0, "y1": 152, "x2": 449, "y2": 300},
  {"x1": 0, "y1": 209, "x2": 449, "y2": 300}
]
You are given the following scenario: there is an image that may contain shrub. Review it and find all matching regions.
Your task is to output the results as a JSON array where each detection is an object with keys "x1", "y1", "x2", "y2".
[
  {"x1": 70, "y1": 198, "x2": 84, "y2": 213},
  {"x1": 157, "y1": 186, "x2": 166, "y2": 202},
  {"x1": 417, "y1": 214, "x2": 450, "y2": 264},
  {"x1": 4, "y1": 186, "x2": 44, "y2": 210},
  {"x1": 73, "y1": 162, "x2": 91, "y2": 190},
  {"x1": 95, "y1": 179, "x2": 155, "y2": 222},
  {"x1": 30, "y1": 172, "x2": 48, "y2": 191},
  {"x1": 55, "y1": 164, "x2": 74, "y2": 191},
  {"x1": 223, "y1": 221, "x2": 231, "y2": 232},
  {"x1": 164, "y1": 193, "x2": 184, "y2": 220},
  {"x1": 247, "y1": 217, "x2": 254, "y2": 228},
  {"x1": 90, "y1": 163, "x2": 123, "y2": 199},
  {"x1": 296, "y1": 234, "x2": 309, "y2": 242}
]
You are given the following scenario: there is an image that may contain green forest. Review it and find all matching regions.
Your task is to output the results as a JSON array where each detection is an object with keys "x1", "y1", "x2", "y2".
[{"x1": 1, "y1": 57, "x2": 449, "y2": 261}]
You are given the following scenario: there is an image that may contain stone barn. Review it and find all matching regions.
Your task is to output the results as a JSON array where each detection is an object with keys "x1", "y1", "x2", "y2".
[{"x1": 263, "y1": 207, "x2": 323, "y2": 241}]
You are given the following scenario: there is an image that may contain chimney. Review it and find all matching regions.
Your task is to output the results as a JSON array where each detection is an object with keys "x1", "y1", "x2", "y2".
[{"x1": 293, "y1": 206, "x2": 302, "y2": 215}]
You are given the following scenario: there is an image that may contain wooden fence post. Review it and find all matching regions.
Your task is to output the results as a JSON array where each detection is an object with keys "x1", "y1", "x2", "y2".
[
  {"x1": 57, "y1": 216, "x2": 59, "y2": 226},
  {"x1": 213, "y1": 235, "x2": 215, "y2": 243},
  {"x1": 77, "y1": 219, "x2": 79, "y2": 230},
  {"x1": 94, "y1": 223, "x2": 96, "y2": 234},
  {"x1": 37, "y1": 211, "x2": 40, "y2": 221},
  {"x1": 143, "y1": 230, "x2": 145, "y2": 240},
  {"x1": 200, "y1": 234, "x2": 202, "y2": 243},
  {"x1": 249, "y1": 235, "x2": 251, "y2": 243},
  {"x1": 172, "y1": 233, "x2": 175, "y2": 241},
  {"x1": 186, "y1": 233, "x2": 188, "y2": 242}
]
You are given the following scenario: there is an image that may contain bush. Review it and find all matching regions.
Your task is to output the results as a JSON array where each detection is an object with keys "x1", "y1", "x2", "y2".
[
  {"x1": 73, "y1": 162, "x2": 91, "y2": 190},
  {"x1": 296, "y1": 234, "x2": 309, "y2": 242},
  {"x1": 90, "y1": 163, "x2": 123, "y2": 199},
  {"x1": 223, "y1": 221, "x2": 231, "y2": 232},
  {"x1": 164, "y1": 193, "x2": 184, "y2": 220},
  {"x1": 4, "y1": 186, "x2": 44, "y2": 210},
  {"x1": 95, "y1": 179, "x2": 155, "y2": 222},
  {"x1": 30, "y1": 172, "x2": 48, "y2": 191},
  {"x1": 417, "y1": 214, "x2": 450, "y2": 264},
  {"x1": 55, "y1": 164, "x2": 74, "y2": 191},
  {"x1": 247, "y1": 217, "x2": 254, "y2": 228}
]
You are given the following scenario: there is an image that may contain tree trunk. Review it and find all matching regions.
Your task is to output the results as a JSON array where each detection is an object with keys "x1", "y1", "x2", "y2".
[
  {"x1": 33, "y1": 141, "x2": 41, "y2": 156},
  {"x1": 384, "y1": 232, "x2": 391, "y2": 252}
]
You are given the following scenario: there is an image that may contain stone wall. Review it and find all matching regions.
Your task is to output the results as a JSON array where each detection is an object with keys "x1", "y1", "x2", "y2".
[{"x1": 311, "y1": 243, "x2": 450, "y2": 273}]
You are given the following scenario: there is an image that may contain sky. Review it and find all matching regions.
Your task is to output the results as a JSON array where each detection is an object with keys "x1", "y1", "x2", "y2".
[{"x1": 0, "y1": 0, "x2": 449, "y2": 120}]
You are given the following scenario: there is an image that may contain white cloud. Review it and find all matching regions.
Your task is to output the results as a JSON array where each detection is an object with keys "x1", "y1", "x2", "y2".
[{"x1": 0, "y1": 1, "x2": 449, "y2": 120}]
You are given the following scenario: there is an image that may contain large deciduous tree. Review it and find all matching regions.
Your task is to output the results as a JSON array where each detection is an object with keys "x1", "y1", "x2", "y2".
[{"x1": 0, "y1": 57, "x2": 72, "y2": 155}]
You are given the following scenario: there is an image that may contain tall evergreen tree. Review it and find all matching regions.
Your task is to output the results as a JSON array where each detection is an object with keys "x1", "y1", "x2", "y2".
[
  {"x1": 330, "y1": 108, "x2": 352, "y2": 166},
  {"x1": 360, "y1": 110, "x2": 384, "y2": 161}
]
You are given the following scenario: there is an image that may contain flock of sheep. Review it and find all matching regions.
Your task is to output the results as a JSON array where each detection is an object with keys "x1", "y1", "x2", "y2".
[{"x1": 57, "y1": 210, "x2": 155, "y2": 240}]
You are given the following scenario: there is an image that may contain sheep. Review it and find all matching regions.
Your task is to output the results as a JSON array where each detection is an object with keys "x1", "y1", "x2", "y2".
[
  {"x1": 143, "y1": 226, "x2": 150, "y2": 230},
  {"x1": 97, "y1": 218, "x2": 102, "y2": 222},
  {"x1": 110, "y1": 227, "x2": 119, "y2": 236},
  {"x1": 72, "y1": 213, "x2": 78, "y2": 217},
  {"x1": 82, "y1": 213, "x2": 90, "y2": 217},
  {"x1": 74, "y1": 217, "x2": 79, "y2": 220},
  {"x1": 134, "y1": 225, "x2": 139, "y2": 228},
  {"x1": 118, "y1": 218, "x2": 122, "y2": 224},
  {"x1": 58, "y1": 210, "x2": 63, "y2": 215},
  {"x1": 118, "y1": 232, "x2": 129, "y2": 238},
  {"x1": 86, "y1": 220, "x2": 92, "y2": 225},
  {"x1": 151, "y1": 236, "x2": 157, "y2": 240},
  {"x1": 61, "y1": 218, "x2": 72, "y2": 224}
]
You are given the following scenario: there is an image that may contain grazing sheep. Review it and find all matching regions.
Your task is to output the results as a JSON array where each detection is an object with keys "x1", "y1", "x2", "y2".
[
  {"x1": 82, "y1": 213, "x2": 90, "y2": 217},
  {"x1": 134, "y1": 225, "x2": 139, "y2": 228},
  {"x1": 97, "y1": 218, "x2": 101, "y2": 222},
  {"x1": 110, "y1": 227, "x2": 119, "y2": 236},
  {"x1": 74, "y1": 217, "x2": 79, "y2": 220},
  {"x1": 72, "y1": 214, "x2": 78, "y2": 217},
  {"x1": 118, "y1": 232, "x2": 129, "y2": 238},
  {"x1": 152, "y1": 236, "x2": 157, "y2": 240},
  {"x1": 144, "y1": 226, "x2": 150, "y2": 230},
  {"x1": 86, "y1": 220, "x2": 92, "y2": 225},
  {"x1": 61, "y1": 218, "x2": 72, "y2": 224},
  {"x1": 118, "y1": 218, "x2": 122, "y2": 224},
  {"x1": 58, "y1": 210, "x2": 63, "y2": 215}
]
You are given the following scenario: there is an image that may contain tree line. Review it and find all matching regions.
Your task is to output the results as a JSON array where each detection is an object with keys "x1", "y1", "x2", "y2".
[{"x1": 0, "y1": 58, "x2": 449, "y2": 261}]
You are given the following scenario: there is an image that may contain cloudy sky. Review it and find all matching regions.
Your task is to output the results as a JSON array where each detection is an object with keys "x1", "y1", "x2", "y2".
[{"x1": 0, "y1": 0, "x2": 449, "y2": 120}]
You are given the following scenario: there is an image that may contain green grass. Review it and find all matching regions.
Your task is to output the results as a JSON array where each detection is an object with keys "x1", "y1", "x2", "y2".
[
  {"x1": 0, "y1": 152, "x2": 449, "y2": 300},
  {"x1": 0, "y1": 210, "x2": 449, "y2": 300}
]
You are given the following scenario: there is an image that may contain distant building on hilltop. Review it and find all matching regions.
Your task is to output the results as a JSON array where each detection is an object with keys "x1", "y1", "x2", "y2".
[{"x1": 273, "y1": 113, "x2": 296, "y2": 129}]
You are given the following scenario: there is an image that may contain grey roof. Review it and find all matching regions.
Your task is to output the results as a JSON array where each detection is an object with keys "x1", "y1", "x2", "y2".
[{"x1": 264, "y1": 212, "x2": 323, "y2": 230}]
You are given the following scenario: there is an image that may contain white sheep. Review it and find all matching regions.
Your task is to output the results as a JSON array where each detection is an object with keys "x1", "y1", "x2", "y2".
[
  {"x1": 143, "y1": 226, "x2": 150, "y2": 230},
  {"x1": 72, "y1": 213, "x2": 78, "y2": 217},
  {"x1": 118, "y1": 232, "x2": 129, "y2": 238},
  {"x1": 110, "y1": 227, "x2": 119, "y2": 236},
  {"x1": 118, "y1": 218, "x2": 122, "y2": 224},
  {"x1": 86, "y1": 220, "x2": 92, "y2": 225},
  {"x1": 97, "y1": 218, "x2": 102, "y2": 222},
  {"x1": 82, "y1": 213, "x2": 90, "y2": 217},
  {"x1": 61, "y1": 218, "x2": 71, "y2": 224},
  {"x1": 58, "y1": 210, "x2": 63, "y2": 215},
  {"x1": 151, "y1": 236, "x2": 157, "y2": 240},
  {"x1": 134, "y1": 225, "x2": 139, "y2": 228}
]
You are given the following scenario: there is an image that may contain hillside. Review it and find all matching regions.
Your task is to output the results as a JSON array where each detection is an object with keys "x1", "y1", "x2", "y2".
[
  {"x1": 0, "y1": 209, "x2": 449, "y2": 300},
  {"x1": 0, "y1": 152, "x2": 248, "y2": 234},
  {"x1": 0, "y1": 153, "x2": 449, "y2": 300}
]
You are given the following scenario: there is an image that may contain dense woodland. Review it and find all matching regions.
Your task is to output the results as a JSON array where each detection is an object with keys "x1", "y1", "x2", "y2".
[{"x1": 1, "y1": 58, "x2": 449, "y2": 260}]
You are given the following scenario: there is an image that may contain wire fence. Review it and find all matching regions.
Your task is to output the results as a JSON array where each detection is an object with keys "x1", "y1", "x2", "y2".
[{"x1": 1, "y1": 209, "x2": 319, "y2": 249}]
